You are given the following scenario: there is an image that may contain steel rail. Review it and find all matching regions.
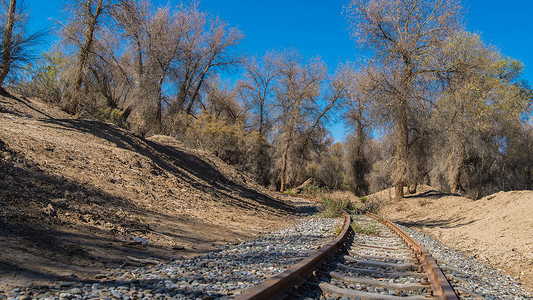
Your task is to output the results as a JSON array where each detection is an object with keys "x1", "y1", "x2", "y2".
[
  {"x1": 366, "y1": 212, "x2": 458, "y2": 300},
  {"x1": 235, "y1": 212, "x2": 352, "y2": 300}
]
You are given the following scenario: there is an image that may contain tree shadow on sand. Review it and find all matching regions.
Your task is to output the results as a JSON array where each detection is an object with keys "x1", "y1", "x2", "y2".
[
  {"x1": 0, "y1": 132, "x2": 307, "y2": 287},
  {"x1": 394, "y1": 217, "x2": 477, "y2": 229},
  {"x1": 39, "y1": 118, "x2": 299, "y2": 213}
]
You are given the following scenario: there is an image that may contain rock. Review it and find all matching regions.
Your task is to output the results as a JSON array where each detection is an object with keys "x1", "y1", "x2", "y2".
[
  {"x1": 44, "y1": 204, "x2": 56, "y2": 216},
  {"x1": 132, "y1": 236, "x2": 148, "y2": 246},
  {"x1": 69, "y1": 287, "x2": 82, "y2": 294}
]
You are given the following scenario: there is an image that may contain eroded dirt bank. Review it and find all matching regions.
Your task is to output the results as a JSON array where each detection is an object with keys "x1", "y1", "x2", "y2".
[{"x1": 0, "y1": 95, "x2": 314, "y2": 292}]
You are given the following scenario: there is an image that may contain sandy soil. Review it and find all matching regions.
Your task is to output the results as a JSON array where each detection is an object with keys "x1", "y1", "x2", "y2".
[
  {"x1": 0, "y1": 94, "x2": 314, "y2": 293},
  {"x1": 371, "y1": 186, "x2": 533, "y2": 290}
]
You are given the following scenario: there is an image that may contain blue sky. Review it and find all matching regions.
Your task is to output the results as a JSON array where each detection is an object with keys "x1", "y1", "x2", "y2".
[{"x1": 26, "y1": 0, "x2": 533, "y2": 141}]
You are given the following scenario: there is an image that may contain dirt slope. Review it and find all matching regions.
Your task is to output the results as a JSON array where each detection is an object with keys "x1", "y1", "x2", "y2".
[
  {"x1": 0, "y1": 94, "x2": 311, "y2": 292},
  {"x1": 374, "y1": 186, "x2": 533, "y2": 289}
]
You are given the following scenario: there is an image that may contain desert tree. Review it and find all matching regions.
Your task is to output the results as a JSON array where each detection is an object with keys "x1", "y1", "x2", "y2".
[
  {"x1": 96, "y1": 1, "x2": 242, "y2": 135},
  {"x1": 272, "y1": 50, "x2": 347, "y2": 192},
  {"x1": 61, "y1": 0, "x2": 116, "y2": 114},
  {"x1": 0, "y1": 0, "x2": 16, "y2": 89},
  {"x1": 430, "y1": 31, "x2": 531, "y2": 196},
  {"x1": 169, "y1": 3, "x2": 243, "y2": 118},
  {"x1": 205, "y1": 76, "x2": 243, "y2": 123},
  {"x1": 146, "y1": 6, "x2": 184, "y2": 131},
  {"x1": 107, "y1": 0, "x2": 150, "y2": 120},
  {"x1": 346, "y1": 0, "x2": 462, "y2": 200},
  {"x1": 237, "y1": 52, "x2": 278, "y2": 184},
  {"x1": 501, "y1": 120, "x2": 533, "y2": 191},
  {"x1": 239, "y1": 52, "x2": 279, "y2": 138},
  {"x1": 316, "y1": 142, "x2": 345, "y2": 190},
  {"x1": 117, "y1": 1, "x2": 188, "y2": 133},
  {"x1": 272, "y1": 50, "x2": 326, "y2": 191},
  {"x1": 342, "y1": 64, "x2": 377, "y2": 195},
  {"x1": 0, "y1": 0, "x2": 44, "y2": 93}
]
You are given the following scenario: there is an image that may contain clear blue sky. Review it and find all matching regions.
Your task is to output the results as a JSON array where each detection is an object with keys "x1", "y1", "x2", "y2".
[{"x1": 26, "y1": 0, "x2": 533, "y2": 141}]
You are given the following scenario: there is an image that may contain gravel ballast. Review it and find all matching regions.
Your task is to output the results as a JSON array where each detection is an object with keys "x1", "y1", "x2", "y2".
[
  {"x1": 4, "y1": 217, "x2": 341, "y2": 299},
  {"x1": 4, "y1": 216, "x2": 531, "y2": 299},
  {"x1": 400, "y1": 225, "x2": 533, "y2": 299}
]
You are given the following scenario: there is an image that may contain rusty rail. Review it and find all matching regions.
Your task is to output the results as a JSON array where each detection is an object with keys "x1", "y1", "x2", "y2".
[
  {"x1": 366, "y1": 212, "x2": 458, "y2": 300},
  {"x1": 235, "y1": 212, "x2": 351, "y2": 300}
]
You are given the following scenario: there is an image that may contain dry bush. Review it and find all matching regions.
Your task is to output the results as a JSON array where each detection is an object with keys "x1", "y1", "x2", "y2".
[
  {"x1": 182, "y1": 112, "x2": 257, "y2": 168},
  {"x1": 316, "y1": 143, "x2": 345, "y2": 190},
  {"x1": 17, "y1": 53, "x2": 70, "y2": 104},
  {"x1": 368, "y1": 159, "x2": 394, "y2": 194},
  {"x1": 318, "y1": 196, "x2": 354, "y2": 218},
  {"x1": 358, "y1": 195, "x2": 382, "y2": 214}
]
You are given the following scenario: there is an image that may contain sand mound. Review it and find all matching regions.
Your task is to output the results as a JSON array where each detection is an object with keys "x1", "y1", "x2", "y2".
[
  {"x1": 0, "y1": 94, "x2": 308, "y2": 291},
  {"x1": 379, "y1": 188, "x2": 533, "y2": 289}
]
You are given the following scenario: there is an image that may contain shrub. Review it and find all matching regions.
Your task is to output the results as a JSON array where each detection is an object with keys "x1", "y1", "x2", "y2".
[
  {"x1": 360, "y1": 197, "x2": 381, "y2": 214},
  {"x1": 301, "y1": 184, "x2": 330, "y2": 197},
  {"x1": 318, "y1": 196, "x2": 354, "y2": 218},
  {"x1": 351, "y1": 220, "x2": 380, "y2": 236},
  {"x1": 18, "y1": 52, "x2": 69, "y2": 104},
  {"x1": 183, "y1": 111, "x2": 257, "y2": 167},
  {"x1": 350, "y1": 196, "x2": 381, "y2": 214},
  {"x1": 284, "y1": 189, "x2": 297, "y2": 195}
]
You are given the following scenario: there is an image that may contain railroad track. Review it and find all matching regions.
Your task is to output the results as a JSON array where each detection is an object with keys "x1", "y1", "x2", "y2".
[{"x1": 236, "y1": 212, "x2": 458, "y2": 300}]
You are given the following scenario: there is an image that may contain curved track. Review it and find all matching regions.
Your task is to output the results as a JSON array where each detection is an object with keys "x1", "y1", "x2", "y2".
[{"x1": 236, "y1": 212, "x2": 458, "y2": 300}]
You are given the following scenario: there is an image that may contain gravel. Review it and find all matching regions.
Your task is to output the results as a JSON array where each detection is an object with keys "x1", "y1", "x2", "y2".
[
  {"x1": 399, "y1": 225, "x2": 533, "y2": 299},
  {"x1": 5, "y1": 215, "x2": 531, "y2": 300},
  {"x1": 3, "y1": 217, "x2": 341, "y2": 300}
]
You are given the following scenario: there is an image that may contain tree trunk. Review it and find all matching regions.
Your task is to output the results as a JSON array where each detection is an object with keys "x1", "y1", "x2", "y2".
[
  {"x1": 395, "y1": 184, "x2": 404, "y2": 200},
  {"x1": 394, "y1": 98, "x2": 408, "y2": 201},
  {"x1": 68, "y1": 0, "x2": 104, "y2": 114},
  {"x1": 394, "y1": 58, "x2": 413, "y2": 201},
  {"x1": 186, "y1": 65, "x2": 210, "y2": 116},
  {"x1": 155, "y1": 75, "x2": 164, "y2": 133},
  {"x1": 408, "y1": 183, "x2": 417, "y2": 194},
  {"x1": 256, "y1": 103, "x2": 266, "y2": 185},
  {"x1": 280, "y1": 143, "x2": 289, "y2": 192},
  {"x1": 450, "y1": 144, "x2": 465, "y2": 195},
  {"x1": 351, "y1": 118, "x2": 369, "y2": 196},
  {"x1": 0, "y1": 0, "x2": 16, "y2": 86}
]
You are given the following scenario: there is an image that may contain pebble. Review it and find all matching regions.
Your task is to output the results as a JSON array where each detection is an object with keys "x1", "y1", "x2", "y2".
[{"x1": 3, "y1": 217, "x2": 340, "y2": 299}]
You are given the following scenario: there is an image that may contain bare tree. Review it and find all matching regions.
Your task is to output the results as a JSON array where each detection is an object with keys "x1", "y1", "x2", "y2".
[
  {"x1": 237, "y1": 53, "x2": 278, "y2": 184},
  {"x1": 0, "y1": 0, "x2": 16, "y2": 90},
  {"x1": 431, "y1": 31, "x2": 530, "y2": 196},
  {"x1": 0, "y1": 0, "x2": 44, "y2": 93},
  {"x1": 147, "y1": 6, "x2": 183, "y2": 131},
  {"x1": 110, "y1": 0, "x2": 150, "y2": 112},
  {"x1": 272, "y1": 50, "x2": 347, "y2": 192},
  {"x1": 205, "y1": 76, "x2": 243, "y2": 122},
  {"x1": 171, "y1": 4, "x2": 243, "y2": 117},
  {"x1": 317, "y1": 142, "x2": 345, "y2": 190},
  {"x1": 342, "y1": 64, "x2": 376, "y2": 195},
  {"x1": 239, "y1": 53, "x2": 278, "y2": 139},
  {"x1": 347, "y1": 0, "x2": 462, "y2": 200},
  {"x1": 63, "y1": 0, "x2": 112, "y2": 114}
]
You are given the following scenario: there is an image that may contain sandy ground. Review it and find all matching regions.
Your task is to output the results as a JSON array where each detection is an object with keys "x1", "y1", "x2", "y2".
[
  {"x1": 372, "y1": 186, "x2": 533, "y2": 290},
  {"x1": 0, "y1": 94, "x2": 315, "y2": 293}
]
